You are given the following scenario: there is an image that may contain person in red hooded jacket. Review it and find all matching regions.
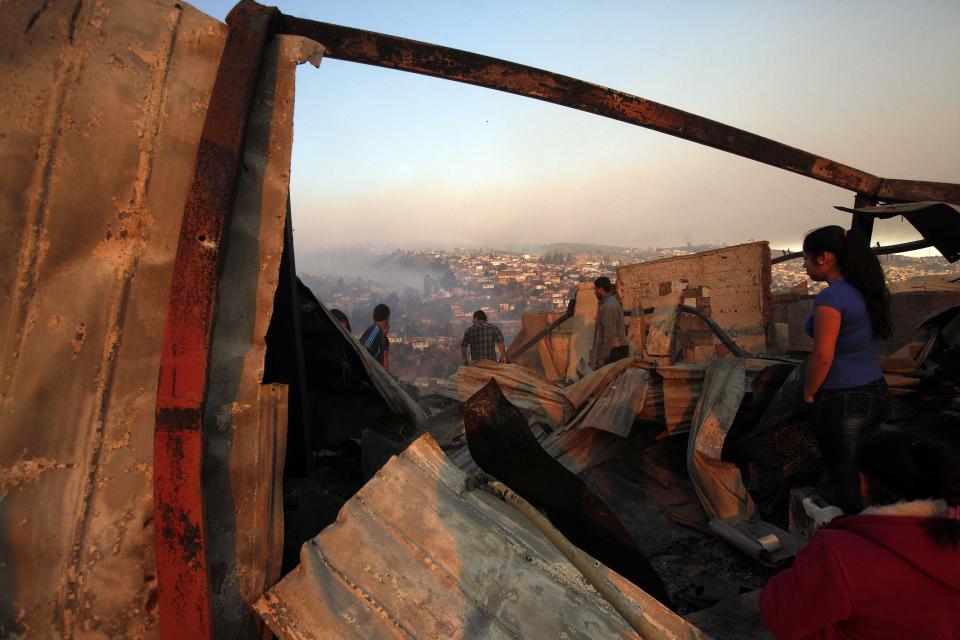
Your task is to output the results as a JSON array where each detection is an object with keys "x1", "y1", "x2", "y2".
[{"x1": 760, "y1": 427, "x2": 960, "y2": 639}]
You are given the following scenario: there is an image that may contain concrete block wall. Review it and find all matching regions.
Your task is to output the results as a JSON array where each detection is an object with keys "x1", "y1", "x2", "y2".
[
  {"x1": 775, "y1": 289, "x2": 960, "y2": 354},
  {"x1": 616, "y1": 242, "x2": 772, "y2": 358}
]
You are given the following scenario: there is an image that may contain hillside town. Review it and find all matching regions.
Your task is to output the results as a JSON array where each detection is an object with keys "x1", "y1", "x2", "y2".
[
  {"x1": 6, "y1": 1, "x2": 960, "y2": 638},
  {"x1": 302, "y1": 244, "x2": 957, "y2": 391}
]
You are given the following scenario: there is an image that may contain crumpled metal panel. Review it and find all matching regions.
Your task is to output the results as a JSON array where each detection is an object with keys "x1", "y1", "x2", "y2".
[
  {"x1": 687, "y1": 359, "x2": 754, "y2": 524},
  {"x1": 0, "y1": 1, "x2": 226, "y2": 636},
  {"x1": 686, "y1": 359, "x2": 805, "y2": 566},
  {"x1": 435, "y1": 361, "x2": 573, "y2": 429},
  {"x1": 540, "y1": 368, "x2": 650, "y2": 474},
  {"x1": 836, "y1": 201, "x2": 960, "y2": 263},
  {"x1": 462, "y1": 380, "x2": 672, "y2": 607},
  {"x1": 318, "y1": 299, "x2": 428, "y2": 435},
  {"x1": 255, "y1": 434, "x2": 702, "y2": 640},
  {"x1": 576, "y1": 367, "x2": 649, "y2": 437},
  {"x1": 201, "y1": 35, "x2": 322, "y2": 640}
]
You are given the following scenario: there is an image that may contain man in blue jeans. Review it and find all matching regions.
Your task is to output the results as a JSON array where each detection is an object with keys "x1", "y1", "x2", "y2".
[{"x1": 461, "y1": 310, "x2": 508, "y2": 365}]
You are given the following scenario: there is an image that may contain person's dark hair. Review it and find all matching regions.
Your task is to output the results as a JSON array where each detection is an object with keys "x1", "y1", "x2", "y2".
[
  {"x1": 857, "y1": 428, "x2": 960, "y2": 547},
  {"x1": 473, "y1": 309, "x2": 487, "y2": 322},
  {"x1": 803, "y1": 225, "x2": 892, "y2": 339},
  {"x1": 373, "y1": 303, "x2": 390, "y2": 322},
  {"x1": 330, "y1": 308, "x2": 351, "y2": 332},
  {"x1": 594, "y1": 276, "x2": 613, "y2": 293}
]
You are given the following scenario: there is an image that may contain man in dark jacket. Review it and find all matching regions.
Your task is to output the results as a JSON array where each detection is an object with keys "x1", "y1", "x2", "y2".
[
  {"x1": 359, "y1": 303, "x2": 390, "y2": 371},
  {"x1": 592, "y1": 276, "x2": 628, "y2": 368}
]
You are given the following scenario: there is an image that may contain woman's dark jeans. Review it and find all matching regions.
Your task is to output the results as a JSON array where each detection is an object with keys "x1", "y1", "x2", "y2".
[{"x1": 811, "y1": 378, "x2": 891, "y2": 514}]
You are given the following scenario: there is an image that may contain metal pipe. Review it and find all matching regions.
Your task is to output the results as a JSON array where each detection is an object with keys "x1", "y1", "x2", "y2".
[
  {"x1": 506, "y1": 309, "x2": 573, "y2": 360},
  {"x1": 772, "y1": 238, "x2": 935, "y2": 264},
  {"x1": 676, "y1": 305, "x2": 750, "y2": 358}
]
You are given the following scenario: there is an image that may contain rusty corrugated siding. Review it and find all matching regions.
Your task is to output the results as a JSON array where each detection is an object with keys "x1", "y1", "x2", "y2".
[
  {"x1": 202, "y1": 34, "x2": 324, "y2": 640},
  {"x1": 0, "y1": 1, "x2": 227, "y2": 636},
  {"x1": 255, "y1": 435, "x2": 702, "y2": 640}
]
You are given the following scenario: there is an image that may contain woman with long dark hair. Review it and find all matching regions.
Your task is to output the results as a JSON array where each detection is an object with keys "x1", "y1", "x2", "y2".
[
  {"x1": 801, "y1": 225, "x2": 892, "y2": 513},
  {"x1": 760, "y1": 428, "x2": 960, "y2": 639}
]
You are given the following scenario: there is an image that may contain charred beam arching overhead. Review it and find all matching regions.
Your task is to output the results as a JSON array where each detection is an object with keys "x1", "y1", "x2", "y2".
[{"x1": 276, "y1": 12, "x2": 960, "y2": 204}]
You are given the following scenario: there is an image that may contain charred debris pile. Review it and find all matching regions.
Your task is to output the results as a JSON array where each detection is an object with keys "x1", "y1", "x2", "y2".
[
  {"x1": 265, "y1": 241, "x2": 960, "y2": 636},
  {"x1": 5, "y1": 1, "x2": 960, "y2": 635}
]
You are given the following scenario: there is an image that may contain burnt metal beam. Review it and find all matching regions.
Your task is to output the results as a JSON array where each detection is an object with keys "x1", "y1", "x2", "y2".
[
  {"x1": 153, "y1": 3, "x2": 278, "y2": 639},
  {"x1": 850, "y1": 194, "x2": 878, "y2": 242},
  {"x1": 676, "y1": 304, "x2": 750, "y2": 358},
  {"x1": 771, "y1": 238, "x2": 934, "y2": 264},
  {"x1": 276, "y1": 13, "x2": 960, "y2": 204},
  {"x1": 506, "y1": 309, "x2": 573, "y2": 361}
]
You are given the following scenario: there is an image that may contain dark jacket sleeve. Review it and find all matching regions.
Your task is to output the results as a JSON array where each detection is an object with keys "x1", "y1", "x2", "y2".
[{"x1": 759, "y1": 533, "x2": 853, "y2": 639}]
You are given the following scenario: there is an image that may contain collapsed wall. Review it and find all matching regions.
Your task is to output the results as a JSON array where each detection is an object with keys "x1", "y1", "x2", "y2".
[{"x1": 616, "y1": 242, "x2": 773, "y2": 359}]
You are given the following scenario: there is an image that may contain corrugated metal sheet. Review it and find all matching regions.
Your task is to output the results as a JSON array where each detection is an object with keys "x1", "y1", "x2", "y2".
[
  {"x1": 0, "y1": 1, "x2": 226, "y2": 636},
  {"x1": 540, "y1": 368, "x2": 649, "y2": 474},
  {"x1": 255, "y1": 434, "x2": 703, "y2": 640},
  {"x1": 686, "y1": 359, "x2": 805, "y2": 566},
  {"x1": 0, "y1": 2, "x2": 326, "y2": 636},
  {"x1": 202, "y1": 35, "x2": 323, "y2": 640},
  {"x1": 577, "y1": 368, "x2": 649, "y2": 437},
  {"x1": 435, "y1": 362, "x2": 573, "y2": 429}
]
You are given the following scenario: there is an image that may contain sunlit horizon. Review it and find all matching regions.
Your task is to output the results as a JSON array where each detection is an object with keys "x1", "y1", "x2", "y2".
[{"x1": 191, "y1": 0, "x2": 960, "y2": 255}]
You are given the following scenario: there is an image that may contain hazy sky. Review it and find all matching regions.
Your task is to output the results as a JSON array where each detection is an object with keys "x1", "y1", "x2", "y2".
[{"x1": 192, "y1": 1, "x2": 960, "y2": 254}]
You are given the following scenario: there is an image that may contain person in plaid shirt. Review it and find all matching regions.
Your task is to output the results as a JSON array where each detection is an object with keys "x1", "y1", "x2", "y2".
[{"x1": 461, "y1": 310, "x2": 508, "y2": 365}]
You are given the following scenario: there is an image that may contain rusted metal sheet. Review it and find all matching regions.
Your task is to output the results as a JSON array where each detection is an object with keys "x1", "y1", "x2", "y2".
[
  {"x1": 541, "y1": 368, "x2": 650, "y2": 474},
  {"x1": 153, "y1": 1, "x2": 279, "y2": 636},
  {"x1": 686, "y1": 359, "x2": 804, "y2": 566},
  {"x1": 277, "y1": 12, "x2": 960, "y2": 204},
  {"x1": 0, "y1": 1, "x2": 228, "y2": 636},
  {"x1": 835, "y1": 201, "x2": 960, "y2": 262},
  {"x1": 435, "y1": 361, "x2": 573, "y2": 429},
  {"x1": 255, "y1": 434, "x2": 703, "y2": 639},
  {"x1": 576, "y1": 367, "x2": 649, "y2": 437},
  {"x1": 201, "y1": 34, "x2": 322, "y2": 640},
  {"x1": 463, "y1": 379, "x2": 672, "y2": 606}
]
